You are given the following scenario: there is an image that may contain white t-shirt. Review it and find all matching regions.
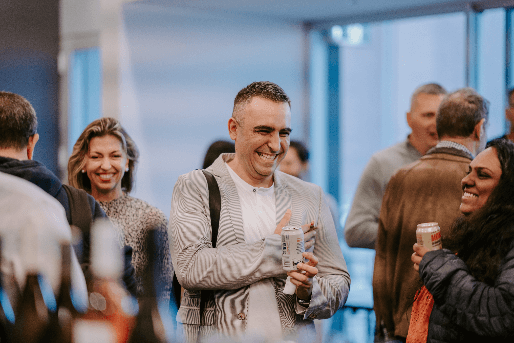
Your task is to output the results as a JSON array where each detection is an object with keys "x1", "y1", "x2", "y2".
[{"x1": 226, "y1": 164, "x2": 283, "y2": 340}]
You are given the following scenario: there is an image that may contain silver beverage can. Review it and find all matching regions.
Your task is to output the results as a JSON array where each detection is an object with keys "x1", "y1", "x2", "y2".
[
  {"x1": 281, "y1": 226, "x2": 305, "y2": 271},
  {"x1": 416, "y1": 222, "x2": 442, "y2": 251}
]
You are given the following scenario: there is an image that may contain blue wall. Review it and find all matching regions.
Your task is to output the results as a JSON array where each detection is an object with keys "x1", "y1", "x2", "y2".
[
  {"x1": 0, "y1": 0, "x2": 60, "y2": 176},
  {"x1": 0, "y1": 51, "x2": 59, "y2": 174}
]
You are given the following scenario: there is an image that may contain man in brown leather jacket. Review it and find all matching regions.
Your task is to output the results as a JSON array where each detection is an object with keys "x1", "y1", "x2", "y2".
[{"x1": 373, "y1": 88, "x2": 489, "y2": 341}]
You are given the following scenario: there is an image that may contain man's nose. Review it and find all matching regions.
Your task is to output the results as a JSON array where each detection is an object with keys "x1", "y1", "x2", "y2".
[
  {"x1": 268, "y1": 133, "x2": 281, "y2": 152},
  {"x1": 429, "y1": 117, "x2": 437, "y2": 129}
]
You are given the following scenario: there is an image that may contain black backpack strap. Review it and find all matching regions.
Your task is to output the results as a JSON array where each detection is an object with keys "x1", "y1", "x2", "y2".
[
  {"x1": 173, "y1": 170, "x2": 221, "y2": 312},
  {"x1": 62, "y1": 184, "x2": 94, "y2": 280},
  {"x1": 62, "y1": 184, "x2": 93, "y2": 234}
]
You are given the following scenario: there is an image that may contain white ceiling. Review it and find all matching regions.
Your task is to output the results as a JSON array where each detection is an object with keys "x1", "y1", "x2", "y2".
[{"x1": 136, "y1": 0, "x2": 514, "y2": 25}]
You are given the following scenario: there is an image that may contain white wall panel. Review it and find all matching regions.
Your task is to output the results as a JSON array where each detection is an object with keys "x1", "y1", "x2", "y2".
[{"x1": 120, "y1": 4, "x2": 305, "y2": 215}]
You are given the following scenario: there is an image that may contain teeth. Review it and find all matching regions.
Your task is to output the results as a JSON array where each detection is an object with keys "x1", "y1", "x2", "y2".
[
  {"x1": 98, "y1": 174, "x2": 114, "y2": 181},
  {"x1": 463, "y1": 192, "x2": 478, "y2": 198},
  {"x1": 258, "y1": 152, "x2": 276, "y2": 160}
]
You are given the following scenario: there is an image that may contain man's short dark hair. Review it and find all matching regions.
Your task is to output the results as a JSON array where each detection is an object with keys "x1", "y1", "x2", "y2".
[
  {"x1": 0, "y1": 92, "x2": 37, "y2": 150},
  {"x1": 232, "y1": 81, "x2": 290, "y2": 123},
  {"x1": 436, "y1": 88, "x2": 489, "y2": 138},
  {"x1": 289, "y1": 140, "x2": 309, "y2": 163}
]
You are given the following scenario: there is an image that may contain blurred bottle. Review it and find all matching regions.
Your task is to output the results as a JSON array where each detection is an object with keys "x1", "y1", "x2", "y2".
[
  {"x1": 40, "y1": 243, "x2": 87, "y2": 343},
  {"x1": 13, "y1": 229, "x2": 57, "y2": 343},
  {"x1": 2, "y1": 258, "x2": 21, "y2": 325},
  {"x1": 73, "y1": 219, "x2": 136, "y2": 343},
  {"x1": 128, "y1": 229, "x2": 173, "y2": 343},
  {"x1": 375, "y1": 320, "x2": 402, "y2": 343},
  {"x1": 69, "y1": 225, "x2": 89, "y2": 284},
  {"x1": 0, "y1": 237, "x2": 15, "y2": 342}
]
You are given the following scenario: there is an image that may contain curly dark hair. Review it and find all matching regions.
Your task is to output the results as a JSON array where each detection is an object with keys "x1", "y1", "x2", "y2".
[{"x1": 445, "y1": 138, "x2": 514, "y2": 285}]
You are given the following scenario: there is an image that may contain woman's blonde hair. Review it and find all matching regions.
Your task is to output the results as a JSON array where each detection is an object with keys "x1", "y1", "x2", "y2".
[{"x1": 68, "y1": 117, "x2": 139, "y2": 194}]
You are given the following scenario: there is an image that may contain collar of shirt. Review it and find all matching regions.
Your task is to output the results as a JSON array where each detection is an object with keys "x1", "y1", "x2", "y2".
[
  {"x1": 435, "y1": 140, "x2": 474, "y2": 158},
  {"x1": 225, "y1": 163, "x2": 275, "y2": 195}
]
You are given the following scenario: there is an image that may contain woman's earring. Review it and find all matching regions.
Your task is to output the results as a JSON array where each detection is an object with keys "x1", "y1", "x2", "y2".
[
  {"x1": 125, "y1": 167, "x2": 129, "y2": 172},
  {"x1": 81, "y1": 170, "x2": 86, "y2": 173}
]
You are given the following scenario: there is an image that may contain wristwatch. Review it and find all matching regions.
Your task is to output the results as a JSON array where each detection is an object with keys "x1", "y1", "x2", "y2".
[{"x1": 297, "y1": 298, "x2": 310, "y2": 307}]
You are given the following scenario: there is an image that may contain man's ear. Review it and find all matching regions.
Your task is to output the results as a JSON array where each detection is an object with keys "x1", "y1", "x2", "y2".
[
  {"x1": 406, "y1": 111, "x2": 412, "y2": 130},
  {"x1": 27, "y1": 133, "x2": 39, "y2": 160},
  {"x1": 228, "y1": 117, "x2": 238, "y2": 141},
  {"x1": 473, "y1": 118, "x2": 486, "y2": 141}
]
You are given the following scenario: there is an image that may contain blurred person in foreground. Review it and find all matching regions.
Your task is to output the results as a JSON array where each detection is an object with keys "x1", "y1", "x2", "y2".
[
  {"x1": 345, "y1": 83, "x2": 447, "y2": 249},
  {"x1": 374, "y1": 88, "x2": 488, "y2": 341},
  {"x1": 68, "y1": 117, "x2": 173, "y2": 300},
  {"x1": 202, "y1": 140, "x2": 235, "y2": 169},
  {"x1": 0, "y1": 91, "x2": 137, "y2": 294},
  {"x1": 280, "y1": 140, "x2": 342, "y2": 236},
  {"x1": 170, "y1": 81, "x2": 350, "y2": 342},
  {"x1": 411, "y1": 138, "x2": 514, "y2": 342},
  {"x1": 0, "y1": 171, "x2": 87, "y2": 303}
]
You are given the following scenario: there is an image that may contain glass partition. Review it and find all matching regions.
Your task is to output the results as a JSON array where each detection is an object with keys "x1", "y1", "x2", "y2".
[{"x1": 314, "y1": 11, "x2": 470, "y2": 343}]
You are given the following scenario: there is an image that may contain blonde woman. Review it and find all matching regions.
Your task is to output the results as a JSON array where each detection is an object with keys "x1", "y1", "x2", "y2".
[{"x1": 68, "y1": 117, "x2": 173, "y2": 299}]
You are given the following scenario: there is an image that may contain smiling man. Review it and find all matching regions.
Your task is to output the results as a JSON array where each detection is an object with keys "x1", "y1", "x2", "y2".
[
  {"x1": 373, "y1": 88, "x2": 489, "y2": 341},
  {"x1": 170, "y1": 81, "x2": 350, "y2": 342},
  {"x1": 227, "y1": 91, "x2": 291, "y2": 188}
]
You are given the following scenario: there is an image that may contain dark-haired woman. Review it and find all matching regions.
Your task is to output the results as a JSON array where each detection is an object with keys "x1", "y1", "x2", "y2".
[
  {"x1": 411, "y1": 138, "x2": 514, "y2": 342},
  {"x1": 68, "y1": 117, "x2": 173, "y2": 299}
]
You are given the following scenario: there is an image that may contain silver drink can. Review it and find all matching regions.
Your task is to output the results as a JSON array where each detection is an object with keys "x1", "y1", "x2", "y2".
[
  {"x1": 281, "y1": 225, "x2": 305, "y2": 271},
  {"x1": 416, "y1": 222, "x2": 442, "y2": 251}
]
